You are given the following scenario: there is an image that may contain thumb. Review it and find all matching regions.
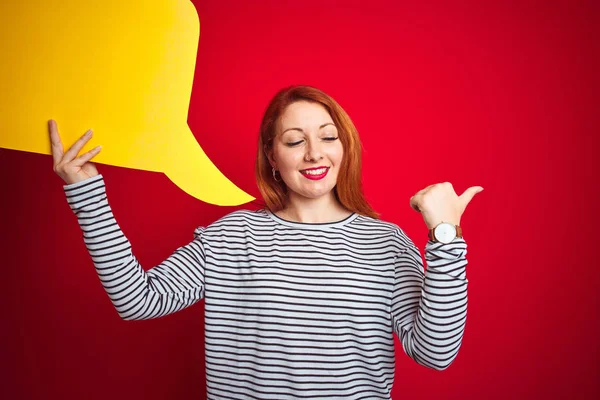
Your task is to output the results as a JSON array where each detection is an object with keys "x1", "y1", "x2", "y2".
[{"x1": 459, "y1": 186, "x2": 484, "y2": 208}]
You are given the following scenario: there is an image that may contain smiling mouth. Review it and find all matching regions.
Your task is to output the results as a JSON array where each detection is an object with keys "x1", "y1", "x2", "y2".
[{"x1": 299, "y1": 167, "x2": 330, "y2": 180}]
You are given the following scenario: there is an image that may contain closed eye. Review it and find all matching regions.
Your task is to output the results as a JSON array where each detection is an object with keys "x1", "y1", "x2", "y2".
[{"x1": 286, "y1": 137, "x2": 338, "y2": 146}]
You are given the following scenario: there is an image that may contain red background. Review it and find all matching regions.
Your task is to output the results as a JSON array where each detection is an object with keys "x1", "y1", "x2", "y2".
[{"x1": 1, "y1": 0, "x2": 599, "y2": 398}]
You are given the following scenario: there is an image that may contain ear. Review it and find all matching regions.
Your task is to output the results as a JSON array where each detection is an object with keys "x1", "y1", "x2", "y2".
[{"x1": 264, "y1": 144, "x2": 277, "y2": 169}]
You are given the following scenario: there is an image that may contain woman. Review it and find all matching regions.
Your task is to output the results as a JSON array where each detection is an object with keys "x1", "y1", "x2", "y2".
[{"x1": 50, "y1": 86, "x2": 482, "y2": 399}]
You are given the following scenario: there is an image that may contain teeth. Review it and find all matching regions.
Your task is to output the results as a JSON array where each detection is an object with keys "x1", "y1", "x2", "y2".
[{"x1": 302, "y1": 167, "x2": 328, "y2": 175}]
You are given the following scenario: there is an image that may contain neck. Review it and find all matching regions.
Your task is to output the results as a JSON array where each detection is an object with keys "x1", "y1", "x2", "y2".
[{"x1": 277, "y1": 191, "x2": 352, "y2": 223}]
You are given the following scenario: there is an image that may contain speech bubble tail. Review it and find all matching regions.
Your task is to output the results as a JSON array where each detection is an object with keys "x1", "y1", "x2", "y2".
[{"x1": 163, "y1": 125, "x2": 255, "y2": 206}]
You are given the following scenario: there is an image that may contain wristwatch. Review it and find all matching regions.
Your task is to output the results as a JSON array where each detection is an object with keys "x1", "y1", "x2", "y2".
[{"x1": 428, "y1": 222, "x2": 462, "y2": 244}]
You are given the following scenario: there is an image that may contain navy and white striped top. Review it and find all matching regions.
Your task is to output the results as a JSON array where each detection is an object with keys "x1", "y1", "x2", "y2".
[{"x1": 64, "y1": 174, "x2": 469, "y2": 400}]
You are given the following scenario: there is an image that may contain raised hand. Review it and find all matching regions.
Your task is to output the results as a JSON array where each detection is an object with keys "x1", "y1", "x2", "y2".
[
  {"x1": 410, "y1": 182, "x2": 483, "y2": 229},
  {"x1": 49, "y1": 120, "x2": 102, "y2": 185}
]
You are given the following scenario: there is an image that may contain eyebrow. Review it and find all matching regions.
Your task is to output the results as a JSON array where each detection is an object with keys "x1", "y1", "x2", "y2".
[{"x1": 281, "y1": 122, "x2": 336, "y2": 135}]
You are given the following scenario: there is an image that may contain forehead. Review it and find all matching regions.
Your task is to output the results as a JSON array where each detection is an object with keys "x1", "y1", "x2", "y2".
[{"x1": 278, "y1": 101, "x2": 333, "y2": 130}]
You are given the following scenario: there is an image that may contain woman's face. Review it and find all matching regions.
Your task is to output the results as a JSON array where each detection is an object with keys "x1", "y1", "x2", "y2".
[{"x1": 270, "y1": 101, "x2": 344, "y2": 203}]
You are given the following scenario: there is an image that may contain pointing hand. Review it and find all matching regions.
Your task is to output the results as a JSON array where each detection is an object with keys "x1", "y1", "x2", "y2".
[{"x1": 409, "y1": 182, "x2": 483, "y2": 229}]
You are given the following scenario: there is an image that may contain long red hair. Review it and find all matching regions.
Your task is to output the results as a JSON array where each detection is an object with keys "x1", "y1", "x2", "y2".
[{"x1": 255, "y1": 85, "x2": 378, "y2": 219}]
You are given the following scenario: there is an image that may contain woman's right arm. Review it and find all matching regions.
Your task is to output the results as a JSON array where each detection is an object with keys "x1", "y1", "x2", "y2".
[
  {"x1": 50, "y1": 120, "x2": 205, "y2": 320},
  {"x1": 64, "y1": 175, "x2": 206, "y2": 320}
]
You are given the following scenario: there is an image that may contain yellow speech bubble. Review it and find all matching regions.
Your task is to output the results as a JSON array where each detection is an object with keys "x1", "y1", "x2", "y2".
[{"x1": 0, "y1": 0, "x2": 254, "y2": 205}]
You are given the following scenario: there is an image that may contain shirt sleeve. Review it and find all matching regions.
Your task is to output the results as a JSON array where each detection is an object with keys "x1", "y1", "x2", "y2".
[
  {"x1": 63, "y1": 174, "x2": 206, "y2": 321},
  {"x1": 390, "y1": 237, "x2": 468, "y2": 370}
]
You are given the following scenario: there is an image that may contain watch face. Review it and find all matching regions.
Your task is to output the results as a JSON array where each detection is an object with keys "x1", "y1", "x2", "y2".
[{"x1": 434, "y1": 223, "x2": 457, "y2": 244}]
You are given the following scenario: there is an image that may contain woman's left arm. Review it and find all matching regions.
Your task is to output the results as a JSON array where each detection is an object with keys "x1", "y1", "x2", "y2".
[
  {"x1": 391, "y1": 239, "x2": 468, "y2": 370},
  {"x1": 391, "y1": 181, "x2": 483, "y2": 370}
]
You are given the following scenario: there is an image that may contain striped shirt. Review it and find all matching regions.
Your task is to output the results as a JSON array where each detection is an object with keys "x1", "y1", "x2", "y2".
[{"x1": 64, "y1": 174, "x2": 468, "y2": 400}]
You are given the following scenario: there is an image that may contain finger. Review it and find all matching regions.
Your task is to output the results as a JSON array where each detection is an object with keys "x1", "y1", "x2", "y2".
[
  {"x1": 409, "y1": 195, "x2": 421, "y2": 212},
  {"x1": 48, "y1": 120, "x2": 64, "y2": 167},
  {"x1": 63, "y1": 129, "x2": 93, "y2": 163},
  {"x1": 72, "y1": 145, "x2": 102, "y2": 166},
  {"x1": 459, "y1": 186, "x2": 484, "y2": 208},
  {"x1": 419, "y1": 184, "x2": 436, "y2": 194},
  {"x1": 411, "y1": 183, "x2": 437, "y2": 210}
]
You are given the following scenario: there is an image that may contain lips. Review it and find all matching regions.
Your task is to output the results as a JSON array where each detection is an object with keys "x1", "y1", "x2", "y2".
[{"x1": 300, "y1": 166, "x2": 330, "y2": 180}]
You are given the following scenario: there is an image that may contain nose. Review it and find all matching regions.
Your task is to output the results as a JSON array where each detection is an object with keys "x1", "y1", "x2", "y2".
[{"x1": 305, "y1": 139, "x2": 324, "y2": 162}]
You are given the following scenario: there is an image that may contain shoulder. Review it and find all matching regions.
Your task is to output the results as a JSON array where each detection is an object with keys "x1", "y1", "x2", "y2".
[
  {"x1": 350, "y1": 214, "x2": 416, "y2": 249},
  {"x1": 193, "y1": 209, "x2": 271, "y2": 239},
  {"x1": 206, "y1": 209, "x2": 271, "y2": 232}
]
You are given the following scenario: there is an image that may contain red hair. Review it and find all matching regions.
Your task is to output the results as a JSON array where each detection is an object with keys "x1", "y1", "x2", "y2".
[{"x1": 255, "y1": 85, "x2": 378, "y2": 219}]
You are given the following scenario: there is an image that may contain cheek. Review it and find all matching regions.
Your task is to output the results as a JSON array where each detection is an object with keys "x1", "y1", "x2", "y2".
[
  {"x1": 274, "y1": 148, "x2": 302, "y2": 170},
  {"x1": 331, "y1": 145, "x2": 344, "y2": 166}
]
